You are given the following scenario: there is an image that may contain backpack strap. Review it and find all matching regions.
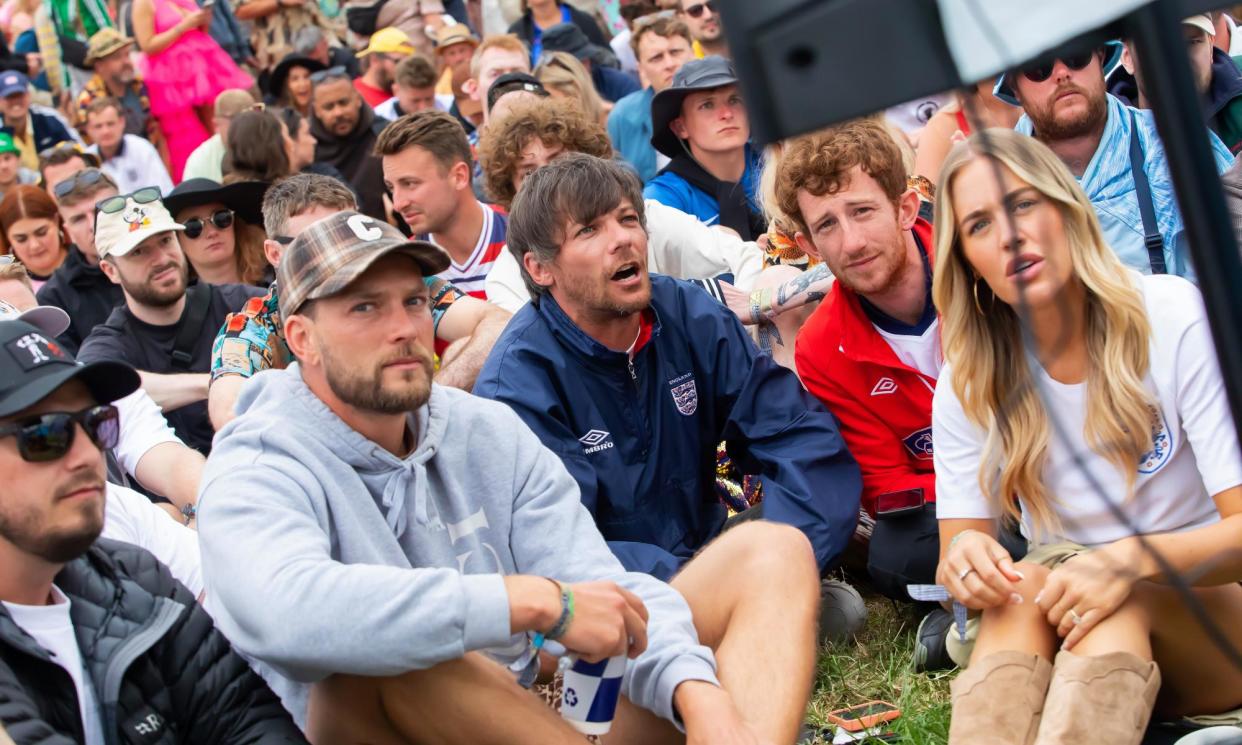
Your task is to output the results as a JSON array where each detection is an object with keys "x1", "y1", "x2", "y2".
[
  {"x1": 1128, "y1": 110, "x2": 1167, "y2": 274},
  {"x1": 170, "y1": 284, "x2": 211, "y2": 370}
]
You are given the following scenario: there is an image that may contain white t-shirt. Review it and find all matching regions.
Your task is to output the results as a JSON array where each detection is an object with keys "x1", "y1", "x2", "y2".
[
  {"x1": 113, "y1": 388, "x2": 183, "y2": 479},
  {"x1": 2, "y1": 587, "x2": 106, "y2": 745},
  {"x1": 87, "y1": 134, "x2": 175, "y2": 196},
  {"x1": 103, "y1": 483, "x2": 203, "y2": 597},
  {"x1": 876, "y1": 318, "x2": 943, "y2": 380},
  {"x1": 933, "y1": 274, "x2": 1242, "y2": 546}
]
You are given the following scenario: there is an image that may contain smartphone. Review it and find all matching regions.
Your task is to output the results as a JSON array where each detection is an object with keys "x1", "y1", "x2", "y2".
[{"x1": 826, "y1": 700, "x2": 902, "y2": 733}]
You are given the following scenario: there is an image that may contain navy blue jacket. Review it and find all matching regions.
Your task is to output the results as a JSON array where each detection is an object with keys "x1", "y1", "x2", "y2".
[{"x1": 475, "y1": 275, "x2": 861, "y2": 580}]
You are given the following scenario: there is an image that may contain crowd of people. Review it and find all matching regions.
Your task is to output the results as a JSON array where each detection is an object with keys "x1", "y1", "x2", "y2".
[{"x1": 1, "y1": 1, "x2": 1241, "y2": 744}]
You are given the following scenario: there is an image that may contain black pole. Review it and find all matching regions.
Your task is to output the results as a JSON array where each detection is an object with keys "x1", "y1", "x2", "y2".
[{"x1": 1128, "y1": 0, "x2": 1242, "y2": 449}]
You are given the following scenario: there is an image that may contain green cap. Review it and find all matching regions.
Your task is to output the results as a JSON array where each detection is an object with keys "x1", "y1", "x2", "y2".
[{"x1": 0, "y1": 131, "x2": 17, "y2": 156}]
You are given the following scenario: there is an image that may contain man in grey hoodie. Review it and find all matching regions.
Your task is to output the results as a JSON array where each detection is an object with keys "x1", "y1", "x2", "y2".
[{"x1": 198, "y1": 209, "x2": 819, "y2": 744}]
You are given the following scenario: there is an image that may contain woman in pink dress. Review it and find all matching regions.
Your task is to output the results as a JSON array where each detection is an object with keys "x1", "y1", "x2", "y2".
[{"x1": 132, "y1": 0, "x2": 253, "y2": 181}]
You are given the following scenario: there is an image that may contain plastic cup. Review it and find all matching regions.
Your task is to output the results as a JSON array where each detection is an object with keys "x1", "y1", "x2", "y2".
[{"x1": 560, "y1": 654, "x2": 627, "y2": 735}]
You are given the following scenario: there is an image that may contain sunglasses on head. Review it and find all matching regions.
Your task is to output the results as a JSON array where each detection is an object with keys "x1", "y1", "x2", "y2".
[
  {"x1": 0, "y1": 404, "x2": 119, "y2": 463},
  {"x1": 310, "y1": 66, "x2": 348, "y2": 84},
  {"x1": 96, "y1": 186, "x2": 162, "y2": 216},
  {"x1": 52, "y1": 168, "x2": 104, "y2": 199},
  {"x1": 1020, "y1": 51, "x2": 1097, "y2": 83},
  {"x1": 682, "y1": 0, "x2": 715, "y2": 19},
  {"x1": 182, "y1": 209, "x2": 234, "y2": 239}
]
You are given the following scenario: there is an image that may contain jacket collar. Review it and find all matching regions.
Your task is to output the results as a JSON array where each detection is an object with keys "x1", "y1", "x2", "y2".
[
  {"x1": 1206, "y1": 46, "x2": 1242, "y2": 117},
  {"x1": 535, "y1": 287, "x2": 664, "y2": 369}
]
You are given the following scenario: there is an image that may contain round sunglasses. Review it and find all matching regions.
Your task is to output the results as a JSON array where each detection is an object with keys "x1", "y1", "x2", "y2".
[
  {"x1": 1020, "y1": 52, "x2": 1096, "y2": 83},
  {"x1": 182, "y1": 209, "x2": 234, "y2": 239},
  {"x1": 0, "y1": 404, "x2": 119, "y2": 463}
]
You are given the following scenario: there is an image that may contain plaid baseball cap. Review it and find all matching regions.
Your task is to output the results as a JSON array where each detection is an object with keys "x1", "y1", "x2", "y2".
[{"x1": 277, "y1": 211, "x2": 451, "y2": 318}]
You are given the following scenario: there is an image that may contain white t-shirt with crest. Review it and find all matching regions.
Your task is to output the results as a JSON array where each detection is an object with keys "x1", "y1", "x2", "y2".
[{"x1": 933, "y1": 273, "x2": 1242, "y2": 546}]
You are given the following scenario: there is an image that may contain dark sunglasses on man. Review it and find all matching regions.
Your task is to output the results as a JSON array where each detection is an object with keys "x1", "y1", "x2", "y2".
[
  {"x1": 182, "y1": 209, "x2": 234, "y2": 239},
  {"x1": 310, "y1": 65, "x2": 348, "y2": 84},
  {"x1": 1019, "y1": 50, "x2": 1099, "y2": 83},
  {"x1": 52, "y1": 168, "x2": 105, "y2": 200},
  {"x1": 0, "y1": 405, "x2": 119, "y2": 463},
  {"x1": 681, "y1": 0, "x2": 715, "y2": 19}
]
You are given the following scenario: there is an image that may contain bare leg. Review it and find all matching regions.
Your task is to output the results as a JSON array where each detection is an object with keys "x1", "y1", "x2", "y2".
[
  {"x1": 609, "y1": 521, "x2": 820, "y2": 745},
  {"x1": 1136, "y1": 582, "x2": 1242, "y2": 718},
  {"x1": 306, "y1": 653, "x2": 590, "y2": 745},
  {"x1": 971, "y1": 562, "x2": 1058, "y2": 662}
]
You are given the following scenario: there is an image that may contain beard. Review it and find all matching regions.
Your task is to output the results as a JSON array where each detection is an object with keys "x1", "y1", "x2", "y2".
[
  {"x1": 1026, "y1": 83, "x2": 1108, "y2": 141},
  {"x1": 562, "y1": 267, "x2": 651, "y2": 321},
  {"x1": 121, "y1": 259, "x2": 188, "y2": 308},
  {"x1": 0, "y1": 472, "x2": 105, "y2": 564},
  {"x1": 322, "y1": 341, "x2": 434, "y2": 415},
  {"x1": 826, "y1": 220, "x2": 913, "y2": 297}
]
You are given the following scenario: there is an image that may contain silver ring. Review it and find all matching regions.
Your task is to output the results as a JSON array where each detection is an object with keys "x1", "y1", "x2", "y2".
[
  {"x1": 1068, "y1": 609, "x2": 1084, "y2": 626},
  {"x1": 958, "y1": 567, "x2": 976, "y2": 581}
]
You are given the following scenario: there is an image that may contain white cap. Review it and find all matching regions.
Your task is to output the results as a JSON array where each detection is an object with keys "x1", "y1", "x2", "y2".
[
  {"x1": 94, "y1": 187, "x2": 184, "y2": 260},
  {"x1": 1184, "y1": 14, "x2": 1216, "y2": 37},
  {"x1": 0, "y1": 299, "x2": 70, "y2": 336}
]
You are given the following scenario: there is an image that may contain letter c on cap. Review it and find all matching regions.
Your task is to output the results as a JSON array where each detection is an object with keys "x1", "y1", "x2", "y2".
[{"x1": 347, "y1": 214, "x2": 383, "y2": 241}]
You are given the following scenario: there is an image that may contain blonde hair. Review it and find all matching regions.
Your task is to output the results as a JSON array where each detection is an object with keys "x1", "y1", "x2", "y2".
[
  {"x1": 535, "y1": 52, "x2": 607, "y2": 126},
  {"x1": 470, "y1": 34, "x2": 529, "y2": 79},
  {"x1": 932, "y1": 128, "x2": 1155, "y2": 536}
]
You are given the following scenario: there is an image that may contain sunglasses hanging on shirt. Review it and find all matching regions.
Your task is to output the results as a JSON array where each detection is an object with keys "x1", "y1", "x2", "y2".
[{"x1": 182, "y1": 209, "x2": 235, "y2": 239}]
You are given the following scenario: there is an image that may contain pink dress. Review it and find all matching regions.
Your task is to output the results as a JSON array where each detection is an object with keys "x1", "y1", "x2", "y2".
[{"x1": 139, "y1": 0, "x2": 253, "y2": 180}]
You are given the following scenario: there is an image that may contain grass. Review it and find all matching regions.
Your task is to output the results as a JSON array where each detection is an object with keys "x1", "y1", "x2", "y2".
[{"x1": 805, "y1": 577, "x2": 954, "y2": 744}]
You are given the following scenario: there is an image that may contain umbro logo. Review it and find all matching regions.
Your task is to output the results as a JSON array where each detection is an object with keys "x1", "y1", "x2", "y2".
[
  {"x1": 871, "y1": 377, "x2": 898, "y2": 396},
  {"x1": 578, "y1": 429, "x2": 615, "y2": 454}
]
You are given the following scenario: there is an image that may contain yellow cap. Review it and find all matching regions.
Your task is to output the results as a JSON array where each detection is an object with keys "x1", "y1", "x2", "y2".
[{"x1": 358, "y1": 27, "x2": 416, "y2": 57}]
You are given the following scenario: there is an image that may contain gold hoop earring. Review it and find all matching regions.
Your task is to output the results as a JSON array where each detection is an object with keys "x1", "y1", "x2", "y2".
[{"x1": 973, "y1": 277, "x2": 988, "y2": 316}]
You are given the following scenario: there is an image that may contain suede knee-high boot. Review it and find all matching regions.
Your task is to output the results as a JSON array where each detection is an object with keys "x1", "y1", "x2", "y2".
[
  {"x1": 949, "y1": 651, "x2": 1053, "y2": 745},
  {"x1": 1033, "y1": 651, "x2": 1161, "y2": 745}
]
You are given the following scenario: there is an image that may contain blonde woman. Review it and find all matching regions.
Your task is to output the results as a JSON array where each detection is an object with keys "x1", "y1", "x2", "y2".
[
  {"x1": 534, "y1": 51, "x2": 609, "y2": 125},
  {"x1": 931, "y1": 128, "x2": 1242, "y2": 744}
]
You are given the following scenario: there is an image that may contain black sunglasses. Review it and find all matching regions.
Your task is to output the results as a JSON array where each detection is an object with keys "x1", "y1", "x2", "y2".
[
  {"x1": 310, "y1": 65, "x2": 348, "y2": 84},
  {"x1": 96, "y1": 186, "x2": 162, "y2": 215},
  {"x1": 0, "y1": 404, "x2": 119, "y2": 463},
  {"x1": 52, "y1": 168, "x2": 104, "y2": 199},
  {"x1": 682, "y1": 0, "x2": 715, "y2": 19},
  {"x1": 182, "y1": 208, "x2": 234, "y2": 239},
  {"x1": 272, "y1": 234, "x2": 295, "y2": 245},
  {"x1": 1020, "y1": 51, "x2": 1097, "y2": 83}
]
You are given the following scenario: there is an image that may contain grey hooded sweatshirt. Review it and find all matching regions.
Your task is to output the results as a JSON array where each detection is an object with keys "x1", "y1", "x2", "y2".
[{"x1": 198, "y1": 365, "x2": 718, "y2": 726}]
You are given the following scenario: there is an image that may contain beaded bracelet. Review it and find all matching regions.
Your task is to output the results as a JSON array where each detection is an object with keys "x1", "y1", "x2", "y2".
[{"x1": 545, "y1": 579, "x2": 575, "y2": 640}]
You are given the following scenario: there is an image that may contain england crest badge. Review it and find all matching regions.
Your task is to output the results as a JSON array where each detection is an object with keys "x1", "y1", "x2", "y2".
[{"x1": 670, "y1": 377, "x2": 698, "y2": 416}]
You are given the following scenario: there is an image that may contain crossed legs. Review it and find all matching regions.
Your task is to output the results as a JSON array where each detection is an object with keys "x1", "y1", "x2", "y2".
[{"x1": 305, "y1": 521, "x2": 821, "y2": 745}]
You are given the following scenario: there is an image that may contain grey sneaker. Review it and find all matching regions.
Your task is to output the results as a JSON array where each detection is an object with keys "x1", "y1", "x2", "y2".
[
  {"x1": 913, "y1": 607, "x2": 956, "y2": 672},
  {"x1": 818, "y1": 579, "x2": 868, "y2": 644}
]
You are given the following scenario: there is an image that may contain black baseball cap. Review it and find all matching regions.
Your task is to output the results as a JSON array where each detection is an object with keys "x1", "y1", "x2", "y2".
[
  {"x1": 486, "y1": 72, "x2": 550, "y2": 114},
  {"x1": 0, "y1": 320, "x2": 140, "y2": 418}
]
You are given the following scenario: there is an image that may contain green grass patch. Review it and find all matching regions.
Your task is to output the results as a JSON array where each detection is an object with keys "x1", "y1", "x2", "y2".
[{"x1": 806, "y1": 592, "x2": 953, "y2": 744}]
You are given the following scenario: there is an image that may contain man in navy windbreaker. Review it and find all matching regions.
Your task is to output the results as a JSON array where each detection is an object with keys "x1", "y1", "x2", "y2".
[{"x1": 475, "y1": 153, "x2": 861, "y2": 581}]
